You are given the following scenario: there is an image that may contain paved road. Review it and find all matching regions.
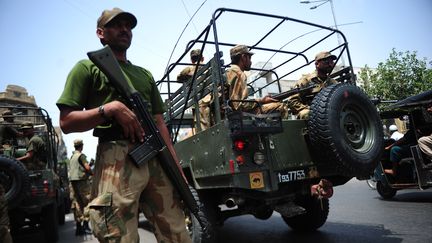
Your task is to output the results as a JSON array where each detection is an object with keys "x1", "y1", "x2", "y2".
[{"x1": 13, "y1": 179, "x2": 432, "y2": 242}]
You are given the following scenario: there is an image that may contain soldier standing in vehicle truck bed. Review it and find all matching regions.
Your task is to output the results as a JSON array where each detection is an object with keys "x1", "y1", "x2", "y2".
[
  {"x1": 17, "y1": 122, "x2": 47, "y2": 170},
  {"x1": 177, "y1": 49, "x2": 213, "y2": 130},
  {"x1": 0, "y1": 110, "x2": 23, "y2": 148},
  {"x1": 288, "y1": 51, "x2": 338, "y2": 119}
]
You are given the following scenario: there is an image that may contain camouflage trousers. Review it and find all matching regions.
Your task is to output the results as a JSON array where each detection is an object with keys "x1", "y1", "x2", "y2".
[
  {"x1": 418, "y1": 134, "x2": 432, "y2": 159},
  {"x1": 297, "y1": 108, "x2": 310, "y2": 120},
  {"x1": 0, "y1": 185, "x2": 12, "y2": 243},
  {"x1": 88, "y1": 140, "x2": 191, "y2": 243},
  {"x1": 198, "y1": 103, "x2": 212, "y2": 130},
  {"x1": 70, "y1": 179, "x2": 92, "y2": 223}
]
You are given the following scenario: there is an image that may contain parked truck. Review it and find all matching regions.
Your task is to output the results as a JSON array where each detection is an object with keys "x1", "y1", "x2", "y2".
[{"x1": 0, "y1": 105, "x2": 67, "y2": 243}]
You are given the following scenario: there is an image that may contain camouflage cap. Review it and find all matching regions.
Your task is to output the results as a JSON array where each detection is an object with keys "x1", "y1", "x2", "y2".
[
  {"x1": 20, "y1": 122, "x2": 34, "y2": 129},
  {"x1": 73, "y1": 139, "x2": 83, "y2": 146},
  {"x1": 315, "y1": 51, "x2": 337, "y2": 61},
  {"x1": 230, "y1": 45, "x2": 254, "y2": 59},
  {"x1": 97, "y1": 7, "x2": 137, "y2": 29},
  {"x1": 190, "y1": 49, "x2": 201, "y2": 59}
]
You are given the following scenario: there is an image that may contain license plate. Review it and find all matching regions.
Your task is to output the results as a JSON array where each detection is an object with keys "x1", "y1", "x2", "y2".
[{"x1": 277, "y1": 166, "x2": 318, "y2": 183}]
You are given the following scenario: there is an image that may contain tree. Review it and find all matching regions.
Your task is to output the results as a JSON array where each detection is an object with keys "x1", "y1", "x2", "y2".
[{"x1": 359, "y1": 49, "x2": 432, "y2": 101}]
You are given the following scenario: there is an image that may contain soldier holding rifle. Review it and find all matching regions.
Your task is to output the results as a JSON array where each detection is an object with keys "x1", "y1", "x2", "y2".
[
  {"x1": 57, "y1": 8, "x2": 191, "y2": 243},
  {"x1": 288, "y1": 51, "x2": 338, "y2": 119}
]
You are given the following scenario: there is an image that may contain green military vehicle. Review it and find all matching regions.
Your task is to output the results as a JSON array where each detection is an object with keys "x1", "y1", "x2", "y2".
[
  {"x1": 0, "y1": 105, "x2": 67, "y2": 243},
  {"x1": 157, "y1": 8, "x2": 383, "y2": 242}
]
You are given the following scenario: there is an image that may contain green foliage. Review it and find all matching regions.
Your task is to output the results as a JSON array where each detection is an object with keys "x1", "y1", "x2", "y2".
[{"x1": 359, "y1": 49, "x2": 432, "y2": 101}]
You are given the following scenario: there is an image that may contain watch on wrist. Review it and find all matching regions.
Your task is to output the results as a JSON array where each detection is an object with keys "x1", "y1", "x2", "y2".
[{"x1": 98, "y1": 105, "x2": 110, "y2": 120}]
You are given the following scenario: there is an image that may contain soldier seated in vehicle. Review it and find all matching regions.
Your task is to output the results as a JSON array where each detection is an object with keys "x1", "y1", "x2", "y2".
[
  {"x1": 226, "y1": 44, "x2": 288, "y2": 117},
  {"x1": 0, "y1": 110, "x2": 23, "y2": 151},
  {"x1": 287, "y1": 51, "x2": 338, "y2": 120},
  {"x1": 16, "y1": 122, "x2": 47, "y2": 170}
]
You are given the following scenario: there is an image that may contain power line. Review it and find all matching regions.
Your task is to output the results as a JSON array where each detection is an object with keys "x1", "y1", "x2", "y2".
[
  {"x1": 180, "y1": 0, "x2": 199, "y2": 33},
  {"x1": 164, "y1": 0, "x2": 208, "y2": 76}
]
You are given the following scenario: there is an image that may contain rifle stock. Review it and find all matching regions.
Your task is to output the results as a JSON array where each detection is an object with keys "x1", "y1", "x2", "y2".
[{"x1": 87, "y1": 45, "x2": 204, "y2": 229}]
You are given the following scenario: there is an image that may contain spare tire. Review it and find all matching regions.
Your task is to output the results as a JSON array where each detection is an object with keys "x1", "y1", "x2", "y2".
[
  {"x1": 308, "y1": 83, "x2": 383, "y2": 177},
  {"x1": 0, "y1": 155, "x2": 30, "y2": 209}
]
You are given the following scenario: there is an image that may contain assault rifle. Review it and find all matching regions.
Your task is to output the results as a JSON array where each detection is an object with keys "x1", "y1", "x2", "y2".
[
  {"x1": 271, "y1": 83, "x2": 318, "y2": 101},
  {"x1": 87, "y1": 46, "x2": 204, "y2": 229}
]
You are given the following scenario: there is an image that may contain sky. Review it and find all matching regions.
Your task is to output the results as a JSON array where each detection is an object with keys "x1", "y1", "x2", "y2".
[{"x1": 1, "y1": 0, "x2": 431, "y2": 159}]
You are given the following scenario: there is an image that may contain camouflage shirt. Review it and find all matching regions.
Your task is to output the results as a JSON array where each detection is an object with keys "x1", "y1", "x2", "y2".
[
  {"x1": 177, "y1": 66, "x2": 196, "y2": 82},
  {"x1": 288, "y1": 70, "x2": 337, "y2": 115},
  {"x1": 226, "y1": 64, "x2": 257, "y2": 111},
  {"x1": 26, "y1": 135, "x2": 46, "y2": 166}
]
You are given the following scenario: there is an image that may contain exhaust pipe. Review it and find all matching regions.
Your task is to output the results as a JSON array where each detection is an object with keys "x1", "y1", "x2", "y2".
[{"x1": 224, "y1": 197, "x2": 244, "y2": 208}]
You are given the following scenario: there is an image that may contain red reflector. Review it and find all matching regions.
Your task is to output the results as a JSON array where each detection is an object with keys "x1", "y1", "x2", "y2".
[
  {"x1": 234, "y1": 140, "x2": 246, "y2": 151},
  {"x1": 229, "y1": 159, "x2": 235, "y2": 174},
  {"x1": 31, "y1": 187, "x2": 37, "y2": 196},
  {"x1": 43, "y1": 180, "x2": 49, "y2": 194},
  {"x1": 236, "y1": 155, "x2": 245, "y2": 165}
]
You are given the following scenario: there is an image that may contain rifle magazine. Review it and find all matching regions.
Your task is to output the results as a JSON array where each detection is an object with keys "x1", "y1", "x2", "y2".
[{"x1": 129, "y1": 136, "x2": 160, "y2": 167}]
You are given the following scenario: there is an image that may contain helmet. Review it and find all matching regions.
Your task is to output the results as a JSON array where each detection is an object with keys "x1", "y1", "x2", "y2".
[{"x1": 389, "y1": 125, "x2": 398, "y2": 132}]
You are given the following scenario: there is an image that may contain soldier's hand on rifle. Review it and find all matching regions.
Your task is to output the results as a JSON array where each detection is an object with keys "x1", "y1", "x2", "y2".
[
  {"x1": 105, "y1": 101, "x2": 145, "y2": 143},
  {"x1": 259, "y1": 95, "x2": 278, "y2": 104}
]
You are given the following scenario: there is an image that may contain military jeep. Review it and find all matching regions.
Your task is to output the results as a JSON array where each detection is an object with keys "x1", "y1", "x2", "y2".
[
  {"x1": 157, "y1": 8, "x2": 383, "y2": 242},
  {"x1": 0, "y1": 105, "x2": 66, "y2": 243}
]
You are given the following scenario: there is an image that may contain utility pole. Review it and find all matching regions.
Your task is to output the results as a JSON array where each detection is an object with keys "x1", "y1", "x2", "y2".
[{"x1": 300, "y1": 0, "x2": 346, "y2": 66}]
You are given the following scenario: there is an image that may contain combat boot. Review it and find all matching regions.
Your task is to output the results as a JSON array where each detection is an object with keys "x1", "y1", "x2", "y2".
[
  {"x1": 75, "y1": 222, "x2": 84, "y2": 236},
  {"x1": 83, "y1": 220, "x2": 92, "y2": 234}
]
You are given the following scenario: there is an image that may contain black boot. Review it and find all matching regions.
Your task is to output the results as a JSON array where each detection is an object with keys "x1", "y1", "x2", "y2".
[
  {"x1": 75, "y1": 222, "x2": 84, "y2": 236},
  {"x1": 82, "y1": 221, "x2": 92, "y2": 234}
]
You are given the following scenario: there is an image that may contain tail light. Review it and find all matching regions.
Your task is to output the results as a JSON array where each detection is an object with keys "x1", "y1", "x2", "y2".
[
  {"x1": 43, "y1": 180, "x2": 49, "y2": 194},
  {"x1": 31, "y1": 186, "x2": 38, "y2": 196},
  {"x1": 233, "y1": 139, "x2": 247, "y2": 151}
]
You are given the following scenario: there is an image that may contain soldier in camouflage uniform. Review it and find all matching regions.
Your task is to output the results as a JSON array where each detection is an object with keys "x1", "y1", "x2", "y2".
[
  {"x1": 17, "y1": 122, "x2": 46, "y2": 170},
  {"x1": 177, "y1": 49, "x2": 214, "y2": 131},
  {"x1": 56, "y1": 8, "x2": 191, "y2": 243},
  {"x1": 0, "y1": 110, "x2": 22, "y2": 148},
  {"x1": 287, "y1": 51, "x2": 338, "y2": 119},
  {"x1": 0, "y1": 184, "x2": 13, "y2": 243},
  {"x1": 177, "y1": 49, "x2": 203, "y2": 82},
  {"x1": 226, "y1": 44, "x2": 288, "y2": 117},
  {"x1": 227, "y1": 46, "x2": 334, "y2": 198},
  {"x1": 69, "y1": 139, "x2": 93, "y2": 235}
]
